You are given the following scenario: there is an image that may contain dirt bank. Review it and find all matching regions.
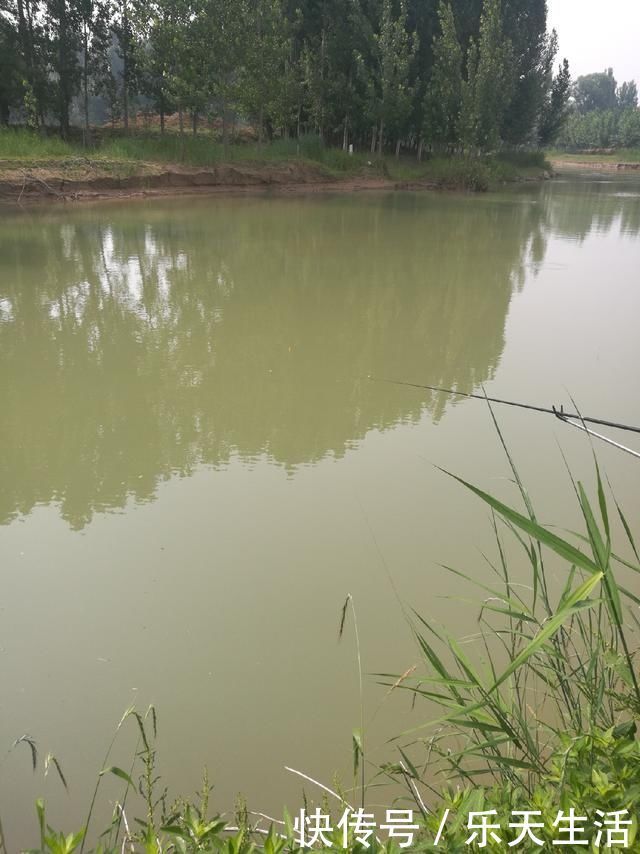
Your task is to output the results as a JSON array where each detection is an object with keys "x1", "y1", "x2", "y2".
[
  {"x1": 550, "y1": 158, "x2": 640, "y2": 173},
  {"x1": 0, "y1": 158, "x2": 417, "y2": 204}
]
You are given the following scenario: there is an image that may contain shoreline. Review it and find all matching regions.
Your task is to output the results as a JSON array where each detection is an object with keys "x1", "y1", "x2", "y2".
[
  {"x1": 0, "y1": 158, "x2": 551, "y2": 206},
  {"x1": 550, "y1": 157, "x2": 640, "y2": 173}
]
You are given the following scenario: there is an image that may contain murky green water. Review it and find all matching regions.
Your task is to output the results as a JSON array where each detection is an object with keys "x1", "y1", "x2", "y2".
[{"x1": 1, "y1": 176, "x2": 639, "y2": 845}]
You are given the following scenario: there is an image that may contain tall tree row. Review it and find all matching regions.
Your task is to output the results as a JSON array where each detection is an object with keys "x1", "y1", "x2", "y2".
[{"x1": 0, "y1": 0, "x2": 574, "y2": 151}]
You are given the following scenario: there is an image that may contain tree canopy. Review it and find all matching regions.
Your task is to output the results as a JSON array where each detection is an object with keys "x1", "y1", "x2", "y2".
[
  {"x1": 556, "y1": 67, "x2": 640, "y2": 151},
  {"x1": 0, "y1": 0, "x2": 573, "y2": 152}
]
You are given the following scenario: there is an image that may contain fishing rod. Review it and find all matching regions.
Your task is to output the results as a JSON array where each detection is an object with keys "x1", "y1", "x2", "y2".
[
  {"x1": 369, "y1": 377, "x2": 640, "y2": 435},
  {"x1": 368, "y1": 377, "x2": 640, "y2": 458},
  {"x1": 558, "y1": 416, "x2": 640, "y2": 460}
]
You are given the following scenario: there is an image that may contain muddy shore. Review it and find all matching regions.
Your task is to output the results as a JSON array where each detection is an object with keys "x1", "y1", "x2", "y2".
[{"x1": 0, "y1": 159, "x2": 442, "y2": 204}]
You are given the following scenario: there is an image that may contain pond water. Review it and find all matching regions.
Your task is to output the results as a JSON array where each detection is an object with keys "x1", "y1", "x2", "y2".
[{"x1": 1, "y1": 176, "x2": 639, "y2": 846}]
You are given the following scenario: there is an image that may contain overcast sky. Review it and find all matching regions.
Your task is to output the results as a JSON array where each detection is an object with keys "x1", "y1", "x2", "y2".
[{"x1": 547, "y1": 0, "x2": 639, "y2": 86}]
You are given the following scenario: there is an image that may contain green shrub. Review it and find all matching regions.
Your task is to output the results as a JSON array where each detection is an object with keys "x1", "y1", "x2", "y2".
[
  {"x1": 424, "y1": 726, "x2": 640, "y2": 851},
  {"x1": 495, "y1": 150, "x2": 549, "y2": 169}
]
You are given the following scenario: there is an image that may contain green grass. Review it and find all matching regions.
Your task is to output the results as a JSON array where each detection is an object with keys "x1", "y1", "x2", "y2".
[
  {"x1": 387, "y1": 151, "x2": 550, "y2": 191},
  {"x1": 0, "y1": 128, "x2": 75, "y2": 159}
]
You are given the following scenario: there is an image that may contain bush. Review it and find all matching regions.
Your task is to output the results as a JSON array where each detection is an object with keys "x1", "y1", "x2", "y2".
[
  {"x1": 495, "y1": 150, "x2": 549, "y2": 169},
  {"x1": 425, "y1": 726, "x2": 640, "y2": 850}
]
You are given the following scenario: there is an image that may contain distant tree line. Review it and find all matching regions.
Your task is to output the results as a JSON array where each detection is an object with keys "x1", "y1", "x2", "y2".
[
  {"x1": 0, "y1": 0, "x2": 572, "y2": 154},
  {"x1": 557, "y1": 68, "x2": 640, "y2": 150}
]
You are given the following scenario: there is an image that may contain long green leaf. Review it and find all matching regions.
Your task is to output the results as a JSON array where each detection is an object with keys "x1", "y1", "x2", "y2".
[{"x1": 442, "y1": 470, "x2": 600, "y2": 574}]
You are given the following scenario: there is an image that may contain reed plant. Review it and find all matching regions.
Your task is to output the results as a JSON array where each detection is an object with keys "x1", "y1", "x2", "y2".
[{"x1": 377, "y1": 410, "x2": 640, "y2": 842}]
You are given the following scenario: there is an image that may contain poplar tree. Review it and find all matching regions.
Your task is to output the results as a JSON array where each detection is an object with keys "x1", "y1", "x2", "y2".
[
  {"x1": 46, "y1": 0, "x2": 82, "y2": 136},
  {"x1": 617, "y1": 81, "x2": 638, "y2": 111},
  {"x1": 112, "y1": 0, "x2": 140, "y2": 130},
  {"x1": 140, "y1": 1, "x2": 176, "y2": 133},
  {"x1": 375, "y1": 0, "x2": 418, "y2": 156},
  {"x1": 78, "y1": 0, "x2": 111, "y2": 137},
  {"x1": 460, "y1": 0, "x2": 514, "y2": 152},
  {"x1": 423, "y1": 1, "x2": 463, "y2": 152},
  {"x1": 240, "y1": 0, "x2": 291, "y2": 144},
  {"x1": 538, "y1": 57, "x2": 571, "y2": 146},
  {"x1": 501, "y1": 0, "x2": 548, "y2": 145},
  {"x1": 0, "y1": 2, "x2": 22, "y2": 123}
]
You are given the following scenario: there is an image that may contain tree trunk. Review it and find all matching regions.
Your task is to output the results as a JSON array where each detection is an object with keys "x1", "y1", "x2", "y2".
[
  {"x1": 123, "y1": 72, "x2": 129, "y2": 132},
  {"x1": 370, "y1": 125, "x2": 376, "y2": 154},
  {"x1": 258, "y1": 103, "x2": 264, "y2": 147},
  {"x1": 395, "y1": 138, "x2": 401, "y2": 159},
  {"x1": 58, "y1": 8, "x2": 69, "y2": 139},
  {"x1": 378, "y1": 119, "x2": 384, "y2": 156},
  {"x1": 16, "y1": 0, "x2": 33, "y2": 93},
  {"x1": 417, "y1": 137, "x2": 423, "y2": 163},
  {"x1": 160, "y1": 100, "x2": 165, "y2": 134},
  {"x1": 342, "y1": 116, "x2": 348, "y2": 151},
  {"x1": 122, "y1": 0, "x2": 129, "y2": 133},
  {"x1": 178, "y1": 105, "x2": 185, "y2": 160},
  {"x1": 83, "y1": 25, "x2": 89, "y2": 146},
  {"x1": 222, "y1": 96, "x2": 228, "y2": 154}
]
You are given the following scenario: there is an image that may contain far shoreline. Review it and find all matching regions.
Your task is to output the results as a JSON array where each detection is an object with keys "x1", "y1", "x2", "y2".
[{"x1": 0, "y1": 158, "x2": 553, "y2": 206}]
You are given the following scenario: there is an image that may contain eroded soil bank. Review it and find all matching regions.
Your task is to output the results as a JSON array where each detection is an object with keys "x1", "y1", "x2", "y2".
[
  {"x1": 0, "y1": 156, "x2": 551, "y2": 204},
  {"x1": 0, "y1": 159, "x2": 414, "y2": 203}
]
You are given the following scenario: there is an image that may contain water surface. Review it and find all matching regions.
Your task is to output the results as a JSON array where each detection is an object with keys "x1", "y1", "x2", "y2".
[{"x1": 1, "y1": 176, "x2": 639, "y2": 845}]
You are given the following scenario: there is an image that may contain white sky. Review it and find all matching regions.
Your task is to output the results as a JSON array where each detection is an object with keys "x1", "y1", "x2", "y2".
[{"x1": 547, "y1": 0, "x2": 640, "y2": 86}]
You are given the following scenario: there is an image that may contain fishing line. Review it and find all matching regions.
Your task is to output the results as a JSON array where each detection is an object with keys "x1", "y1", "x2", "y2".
[{"x1": 368, "y1": 377, "x2": 640, "y2": 436}]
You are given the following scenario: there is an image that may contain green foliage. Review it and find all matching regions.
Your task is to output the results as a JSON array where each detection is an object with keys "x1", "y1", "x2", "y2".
[
  {"x1": 1, "y1": 0, "x2": 572, "y2": 154},
  {"x1": 574, "y1": 68, "x2": 618, "y2": 114},
  {"x1": 617, "y1": 81, "x2": 638, "y2": 111},
  {"x1": 0, "y1": 126, "x2": 74, "y2": 157},
  {"x1": 423, "y1": 729, "x2": 640, "y2": 850},
  {"x1": 494, "y1": 149, "x2": 548, "y2": 169},
  {"x1": 500, "y1": 0, "x2": 552, "y2": 146},
  {"x1": 431, "y1": 156, "x2": 490, "y2": 190},
  {"x1": 423, "y1": 2, "x2": 463, "y2": 151},
  {"x1": 460, "y1": 0, "x2": 515, "y2": 152},
  {"x1": 554, "y1": 63, "x2": 640, "y2": 151},
  {"x1": 538, "y1": 58, "x2": 571, "y2": 146},
  {"x1": 380, "y1": 419, "x2": 640, "y2": 845},
  {"x1": 0, "y1": 11, "x2": 23, "y2": 124},
  {"x1": 557, "y1": 107, "x2": 640, "y2": 151},
  {"x1": 238, "y1": 0, "x2": 293, "y2": 143},
  {"x1": 375, "y1": 0, "x2": 418, "y2": 154}
]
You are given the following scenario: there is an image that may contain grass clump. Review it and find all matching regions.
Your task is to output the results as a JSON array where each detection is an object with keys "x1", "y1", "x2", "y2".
[
  {"x1": 388, "y1": 151, "x2": 550, "y2": 190},
  {"x1": 494, "y1": 150, "x2": 549, "y2": 170},
  {"x1": 0, "y1": 128, "x2": 75, "y2": 159}
]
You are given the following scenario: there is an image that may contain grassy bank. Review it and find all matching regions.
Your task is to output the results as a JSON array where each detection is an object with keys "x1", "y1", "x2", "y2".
[
  {"x1": 0, "y1": 128, "x2": 552, "y2": 195},
  {"x1": 4, "y1": 425, "x2": 638, "y2": 853}
]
